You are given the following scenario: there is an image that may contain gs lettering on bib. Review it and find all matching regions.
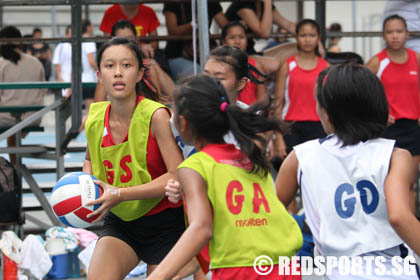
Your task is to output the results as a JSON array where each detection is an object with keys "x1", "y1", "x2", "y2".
[
  {"x1": 85, "y1": 99, "x2": 166, "y2": 221},
  {"x1": 103, "y1": 154, "x2": 133, "y2": 185}
]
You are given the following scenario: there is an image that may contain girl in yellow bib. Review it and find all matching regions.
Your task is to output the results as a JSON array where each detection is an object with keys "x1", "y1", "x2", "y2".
[
  {"x1": 82, "y1": 37, "x2": 186, "y2": 279},
  {"x1": 148, "y1": 75, "x2": 303, "y2": 280}
]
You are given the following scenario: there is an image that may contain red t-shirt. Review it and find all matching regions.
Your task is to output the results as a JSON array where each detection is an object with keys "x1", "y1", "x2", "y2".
[
  {"x1": 283, "y1": 56, "x2": 328, "y2": 121},
  {"x1": 237, "y1": 58, "x2": 258, "y2": 105},
  {"x1": 377, "y1": 48, "x2": 420, "y2": 120},
  {"x1": 100, "y1": 4, "x2": 160, "y2": 37},
  {"x1": 102, "y1": 97, "x2": 181, "y2": 215}
]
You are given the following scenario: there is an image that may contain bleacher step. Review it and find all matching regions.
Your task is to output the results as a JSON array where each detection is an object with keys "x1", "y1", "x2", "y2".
[
  {"x1": 0, "y1": 145, "x2": 48, "y2": 154},
  {"x1": 27, "y1": 162, "x2": 83, "y2": 174},
  {"x1": 43, "y1": 143, "x2": 86, "y2": 153}
]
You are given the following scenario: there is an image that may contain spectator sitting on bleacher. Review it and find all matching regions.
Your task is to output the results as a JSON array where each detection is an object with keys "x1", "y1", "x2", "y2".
[
  {"x1": 163, "y1": 1, "x2": 228, "y2": 81},
  {"x1": 0, "y1": 25, "x2": 46, "y2": 163},
  {"x1": 225, "y1": 0, "x2": 325, "y2": 59},
  {"x1": 100, "y1": 4, "x2": 160, "y2": 59},
  {"x1": 26, "y1": 27, "x2": 52, "y2": 81},
  {"x1": 225, "y1": 0, "x2": 295, "y2": 55}
]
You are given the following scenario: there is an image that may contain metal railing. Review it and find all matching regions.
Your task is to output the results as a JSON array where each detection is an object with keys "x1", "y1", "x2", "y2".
[{"x1": 0, "y1": 82, "x2": 96, "y2": 229}]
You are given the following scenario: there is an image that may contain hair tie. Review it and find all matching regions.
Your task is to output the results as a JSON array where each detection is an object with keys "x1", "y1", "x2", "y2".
[{"x1": 220, "y1": 102, "x2": 228, "y2": 112}]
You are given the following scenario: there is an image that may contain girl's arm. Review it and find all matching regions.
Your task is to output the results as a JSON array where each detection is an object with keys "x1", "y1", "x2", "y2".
[
  {"x1": 255, "y1": 83, "x2": 269, "y2": 106},
  {"x1": 87, "y1": 108, "x2": 184, "y2": 221},
  {"x1": 366, "y1": 56, "x2": 395, "y2": 125},
  {"x1": 87, "y1": 52, "x2": 97, "y2": 71},
  {"x1": 237, "y1": 0, "x2": 273, "y2": 38},
  {"x1": 273, "y1": 62, "x2": 288, "y2": 118},
  {"x1": 252, "y1": 55, "x2": 280, "y2": 75},
  {"x1": 146, "y1": 61, "x2": 163, "y2": 96},
  {"x1": 147, "y1": 168, "x2": 213, "y2": 280},
  {"x1": 272, "y1": 9, "x2": 295, "y2": 35},
  {"x1": 82, "y1": 146, "x2": 93, "y2": 174},
  {"x1": 328, "y1": 45, "x2": 341, "y2": 53},
  {"x1": 164, "y1": 11, "x2": 193, "y2": 36},
  {"x1": 365, "y1": 55, "x2": 379, "y2": 74},
  {"x1": 82, "y1": 160, "x2": 93, "y2": 175},
  {"x1": 385, "y1": 148, "x2": 420, "y2": 256},
  {"x1": 275, "y1": 151, "x2": 299, "y2": 206},
  {"x1": 214, "y1": 11, "x2": 228, "y2": 29},
  {"x1": 55, "y1": 64, "x2": 62, "y2": 82},
  {"x1": 147, "y1": 30, "x2": 159, "y2": 50},
  {"x1": 273, "y1": 62, "x2": 289, "y2": 159}
]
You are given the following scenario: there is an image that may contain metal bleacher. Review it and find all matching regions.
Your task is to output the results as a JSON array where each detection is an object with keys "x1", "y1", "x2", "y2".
[
  {"x1": 0, "y1": 0, "x2": 221, "y2": 234},
  {"x1": 0, "y1": 0, "x2": 419, "y2": 236},
  {"x1": 0, "y1": 82, "x2": 96, "y2": 232}
]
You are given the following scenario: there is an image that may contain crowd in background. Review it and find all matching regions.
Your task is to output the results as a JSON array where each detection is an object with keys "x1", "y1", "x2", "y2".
[{"x1": 1, "y1": 1, "x2": 420, "y2": 279}]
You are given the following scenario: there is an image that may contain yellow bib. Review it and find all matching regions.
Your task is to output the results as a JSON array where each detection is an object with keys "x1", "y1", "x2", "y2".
[
  {"x1": 85, "y1": 99, "x2": 165, "y2": 221},
  {"x1": 179, "y1": 144, "x2": 303, "y2": 269}
]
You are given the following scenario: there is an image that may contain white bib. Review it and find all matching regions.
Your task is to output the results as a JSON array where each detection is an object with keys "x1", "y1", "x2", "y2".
[{"x1": 295, "y1": 136, "x2": 403, "y2": 257}]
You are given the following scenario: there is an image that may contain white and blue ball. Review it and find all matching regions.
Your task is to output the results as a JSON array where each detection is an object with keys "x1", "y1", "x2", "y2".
[{"x1": 50, "y1": 172, "x2": 103, "y2": 228}]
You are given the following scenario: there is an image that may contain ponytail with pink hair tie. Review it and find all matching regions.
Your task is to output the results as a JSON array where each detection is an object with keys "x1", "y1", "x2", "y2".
[{"x1": 220, "y1": 102, "x2": 228, "y2": 112}]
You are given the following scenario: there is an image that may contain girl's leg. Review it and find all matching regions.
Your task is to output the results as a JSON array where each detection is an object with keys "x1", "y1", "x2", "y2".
[
  {"x1": 147, "y1": 256, "x2": 202, "y2": 279},
  {"x1": 147, "y1": 264, "x2": 158, "y2": 276},
  {"x1": 87, "y1": 236, "x2": 139, "y2": 280},
  {"x1": 411, "y1": 155, "x2": 420, "y2": 214}
]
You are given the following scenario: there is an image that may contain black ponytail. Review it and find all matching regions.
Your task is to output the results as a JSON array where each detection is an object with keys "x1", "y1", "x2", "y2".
[
  {"x1": 136, "y1": 64, "x2": 160, "y2": 102},
  {"x1": 0, "y1": 26, "x2": 22, "y2": 64},
  {"x1": 248, "y1": 63, "x2": 270, "y2": 84},
  {"x1": 175, "y1": 75, "x2": 287, "y2": 175},
  {"x1": 210, "y1": 46, "x2": 269, "y2": 85}
]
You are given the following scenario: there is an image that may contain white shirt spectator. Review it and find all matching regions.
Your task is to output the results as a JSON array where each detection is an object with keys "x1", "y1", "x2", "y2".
[
  {"x1": 82, "y1": 42, "x2": 97, "y2": 83},
  {"x1": 52, "y1": 43, "x2": 72, "y2": 96}
]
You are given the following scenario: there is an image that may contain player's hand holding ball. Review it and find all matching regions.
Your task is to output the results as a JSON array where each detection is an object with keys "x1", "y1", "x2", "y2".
[{"x1": 85, "y1": 180, "x2": 123, "y2": 223}]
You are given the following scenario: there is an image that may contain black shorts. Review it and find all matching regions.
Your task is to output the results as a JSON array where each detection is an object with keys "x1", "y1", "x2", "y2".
[
  {"x1": 82, "y1": 87, "x2": 95, "y2": 100},
  {"x1": 283, "y1": 121, "x2": 326, "y2": 154},
  {"x1": 99, "y1": 206, "x2": 186, "y2": 264},
  {"x1": 383, "y1": 119, "x2": 420, "y2": 156}
]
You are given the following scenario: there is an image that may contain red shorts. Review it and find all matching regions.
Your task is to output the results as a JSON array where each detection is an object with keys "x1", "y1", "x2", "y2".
[{"x1": 212, "y1": 264, "x2": 301, "y2": 280}]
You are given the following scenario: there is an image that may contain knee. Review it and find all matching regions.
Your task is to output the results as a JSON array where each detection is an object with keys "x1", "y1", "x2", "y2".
[{"x1": 87, "y1": 268, "x2": 124, "y2": 280}]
